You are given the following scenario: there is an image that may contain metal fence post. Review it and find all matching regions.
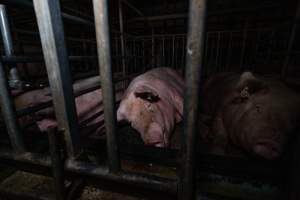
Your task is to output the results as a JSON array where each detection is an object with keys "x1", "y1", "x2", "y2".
[
  {"x1": 0, "y1": 61, "x2": 25, "y2": 153},
  {"x1": 0, "y1": 4, "x2": 20, "y2": 87},
  {"x1": 32, "y1": 0, "x2": 80, "y2": 158},
  {"x1": 180, "y1": 0, "x2": 207, "y2": 199},
  {"x1": 92, "y1": 0, "x2": 120, "y2": 172}
]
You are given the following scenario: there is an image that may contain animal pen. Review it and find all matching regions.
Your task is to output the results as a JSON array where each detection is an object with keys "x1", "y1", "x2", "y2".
[{"x1": 0, "y1": 0, "x2": 299, "y2": 200}]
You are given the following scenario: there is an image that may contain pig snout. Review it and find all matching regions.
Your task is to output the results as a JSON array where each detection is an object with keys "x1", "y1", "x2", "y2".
[
  {"x1": 143, "y1": 123, "x2": 167, "y2": 148},
  {"x1": 251, "y1": 128, "x2": 282, "y2": 160},
  {"x1": 253, "y1": 140, "x2": 281, "y2": 160}
]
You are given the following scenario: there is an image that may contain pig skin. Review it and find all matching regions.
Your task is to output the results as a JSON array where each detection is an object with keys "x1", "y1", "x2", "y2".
[
  {"x1": 117, "y1": 67, "x2": 185, "y2": 147},
  {"x1": 200, "y1": 72, "x2": 300, "y2": 160}
]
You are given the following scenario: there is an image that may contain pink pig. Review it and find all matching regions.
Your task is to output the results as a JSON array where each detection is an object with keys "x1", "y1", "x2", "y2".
[{"x1": 117, "y1": 67, "x2": 185, "y2": 147}]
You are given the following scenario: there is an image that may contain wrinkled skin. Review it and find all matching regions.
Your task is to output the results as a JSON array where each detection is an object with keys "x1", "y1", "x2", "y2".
[
  {"x1": 200, "y1": 72, "x2": 300, "y2": 160},
  {"x1": 117, "y1": 67, "x2": 185, "y2": 147},
  {"x1": 13, "y1": 80, "x2": 124, "y2": 135}
]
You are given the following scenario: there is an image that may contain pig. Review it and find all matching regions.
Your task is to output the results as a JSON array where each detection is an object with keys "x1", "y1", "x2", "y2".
[
  {"x1": 12, "y1": 78, "x2": 124, "y2": 135},
  {"x1": 117, "y1": 67, "x2": 185, "y2": 147},
  {"x1": 200, "y1": 71, "x2": 300, "y2": 160}
]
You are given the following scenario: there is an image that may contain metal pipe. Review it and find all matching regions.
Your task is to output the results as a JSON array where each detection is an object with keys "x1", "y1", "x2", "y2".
[
  {"x1": 122, "y1": 0, "x2": 144, "y2": 17},
  {"x1": 93, "y1": 0, "x2": 120, "y2": 172},
  {"x1": 0, "y1": 4, "x2": 20, "y2": 87},
  {"x1": 281, "y1": 0, "x2": 300, "y2": 79},
  {"x1": 118, "y1": 0, "x2": 126, "y2": 76},
  {"x1": 0, "y1": 150, "x2": 177, "y2": 194},
  {"x1": 0, "y1": 61, "x2": 25, "y2": 153},
  {"x1": 47, "y1": 128, "x2": 65, "y2": 200},
  {"x1": 2, "y1": 0, "x2": 94, "y2": 27},
  {"x1": 1, "y1": 56, "x2": 98, "y2": 63},
  {"x1": 33, "y1": 0, "x2": 80, "y2": 158},
  {"x1": 180, "y1": 0, "x2": 207, "y2": 199},
  {"x1": 240, "y1": 19, "x2": 248, "y2": 70},
  {"x1": 152, "y1": 29, "x2": 155, "y2": 67}
]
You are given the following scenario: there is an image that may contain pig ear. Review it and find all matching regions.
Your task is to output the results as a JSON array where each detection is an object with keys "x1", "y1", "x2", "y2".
[
  {"x1": 237, "y1": 72, "x2": 269, "y2": 96},
  {"x1": 134, "y1": 86, "x2": 160, "y2": 103}
]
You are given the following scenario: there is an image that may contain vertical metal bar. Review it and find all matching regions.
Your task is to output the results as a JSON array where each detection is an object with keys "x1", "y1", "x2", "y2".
[
  {"x1": 93, "y1": 0, "x2": 120, "y2": 172},
  {"x1": 240, "y1": 19, "x2": 248, "y2": 70},
  {"x1": 142, "y1": 39, "x2": 145, "y2": 69},
  {"x1": 0, "y1": 61, "x2": 25, "y2": 153},
  {"x1": 133, "y1": 40, "x2": 136, "y2": 72},
  {"x1": 281, "y1": 0, "x2": 300, "y2": 79},
  {"x1": 152, "y1": 29, "x2": 155, "y2": 67},
  {"x1": 0, "y1": 4, "x2": 20, "y2": 87},
  {"x1": 181, "y1": 36, "x2": 185, "y2": 75},
  {"x1": 33, "y1": 0, "x2": 79, "y2": 158},
  {"x1": 216, "y1": 32, "x2": 221, "y2": 72},
  {"x1": 226, "y1": 32, "x2": 233, "y2": 71},
  {"x1": 162, "y1": 37, "x2": 165, "y2": 66},
  {"x1": 118, "y1": 0, "x2": 126, "y2": 76},
  {"x1": 180, "y1": 0, "x2": 207, "y2": 199},
  {"x1": 47, "y1": 128, "x2": 65, "y2": 200},
  {"x1": 172, "y1": 35, "x2": 175, "y2": 68}
]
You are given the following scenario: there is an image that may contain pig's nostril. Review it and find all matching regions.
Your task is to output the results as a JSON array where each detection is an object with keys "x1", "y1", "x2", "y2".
[{"x1": 253, "y1": 141, "x2": 281, "y2": 160}]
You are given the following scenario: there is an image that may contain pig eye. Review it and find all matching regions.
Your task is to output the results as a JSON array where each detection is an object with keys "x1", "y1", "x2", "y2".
[{"x1": 134, "y1": 92, "x2": 160, "y2": 103}]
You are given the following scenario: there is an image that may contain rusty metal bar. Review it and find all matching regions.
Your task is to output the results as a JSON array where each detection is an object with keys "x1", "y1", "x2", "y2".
[
  {"x1": 0, "y1": 150, "x2": 177, "y2": 194},
  {"x1": 92, "y1": 0, "x2": 120, "y2": 172},
  {"x1": 118, "y1": 0, "x2": 126, "y2": 76},
  {"x1": 0, "y1": 4, "x2": 20, "y2": 88},
  {"x1": 281, "y1": 0, "x2": 300, "y2": 79},
  {"x1": 180, "y1": 0, "x2": 207, "y2": 199},
  {"x1": 47, "y1": 128, "x2": 65, "y2": 200},
  {"x1": 32, "y1": 0, "x2": 80, "y2": 157},
  {"x1": 0, "y1": 61, "x2": 25, "y2": 153}
]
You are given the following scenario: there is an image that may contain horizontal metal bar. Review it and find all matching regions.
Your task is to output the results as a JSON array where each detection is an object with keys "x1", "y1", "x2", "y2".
[
  {"x1": 122, "y1": 0, "x2": 144, "y2": 17},
  {"x1": 1, "y1": 56, "x2": 97, "y2": 63},
  {"x1": 0, "y1": 150, "x2": 178, "y2": 194},
  {"x1": 16, "y1": 73, "x2": 136, "y2": 117},
  {"x1": 2, "y1": 0, "x2": 94, "y2": 27},
  {"x1": 16, "y1": 29, "x2": 97, "y2": 43}
]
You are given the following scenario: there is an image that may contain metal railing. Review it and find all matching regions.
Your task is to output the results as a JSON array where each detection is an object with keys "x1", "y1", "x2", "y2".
[{"x1": 0, "y1": 0, "x2": 206, "y2": 200}]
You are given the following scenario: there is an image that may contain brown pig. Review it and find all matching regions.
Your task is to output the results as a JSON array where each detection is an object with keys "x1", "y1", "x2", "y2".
[{"x1": 200, "y1": 72, "x2": 300, "y2": 160}]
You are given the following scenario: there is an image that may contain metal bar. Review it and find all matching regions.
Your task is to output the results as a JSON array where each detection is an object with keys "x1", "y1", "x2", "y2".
[
  {"x1": 152, "y1": 29, "x2": 155, "y2": 67},
  {"x1": 0, "y1": 61, "x2": 25, "y2": 153},
  {"x1": 2, "y1": 0, "x2": 94, "y2": 27},
  {"x1": 0, "y1": 150, "x2": 177, "y2": 194},
  {"x1": 118, "y1": 0, "x2": 126, "y2": 76},
  {"x1": 281, "y1": 0, "x2": 300, "y2": 79},
  {"x1": 122, "y1": 0, "x2": 144, "y2": 17},
  {"x1": 162, "y1": 37, "x2": 165, "y2": 66},
  {"x1": 240, "y1": 19, "x2": 248, "y2": 70},
  {"x1": 1, "y1": 56, "x2": 112, "y2": 63},
  {"x1": 172, "y1": 36, "x2": 175, "y2": 68},
  {"x1": 0, "y1": 4, "x2": 20, "y2": 87},
  {"x1": 93, "y1": 0, "x2": 120, "y2": 172},
  {"x1": 33, "y1": 0, "x2": 80, "y2": 158},
  {"x1": 180, "y1": 0, "x2": 207, "y2": 199},
  {"x1": 47, "y1": 128, "x2": 65, "y2": 200}
]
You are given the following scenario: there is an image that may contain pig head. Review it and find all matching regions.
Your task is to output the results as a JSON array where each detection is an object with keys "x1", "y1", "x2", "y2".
[
  {"x1": 201, "y1": 72, "x2": 300, "y2": 160},
  {"x1": 117, "y1": 67, "x2": 184, "y2": 147}
]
